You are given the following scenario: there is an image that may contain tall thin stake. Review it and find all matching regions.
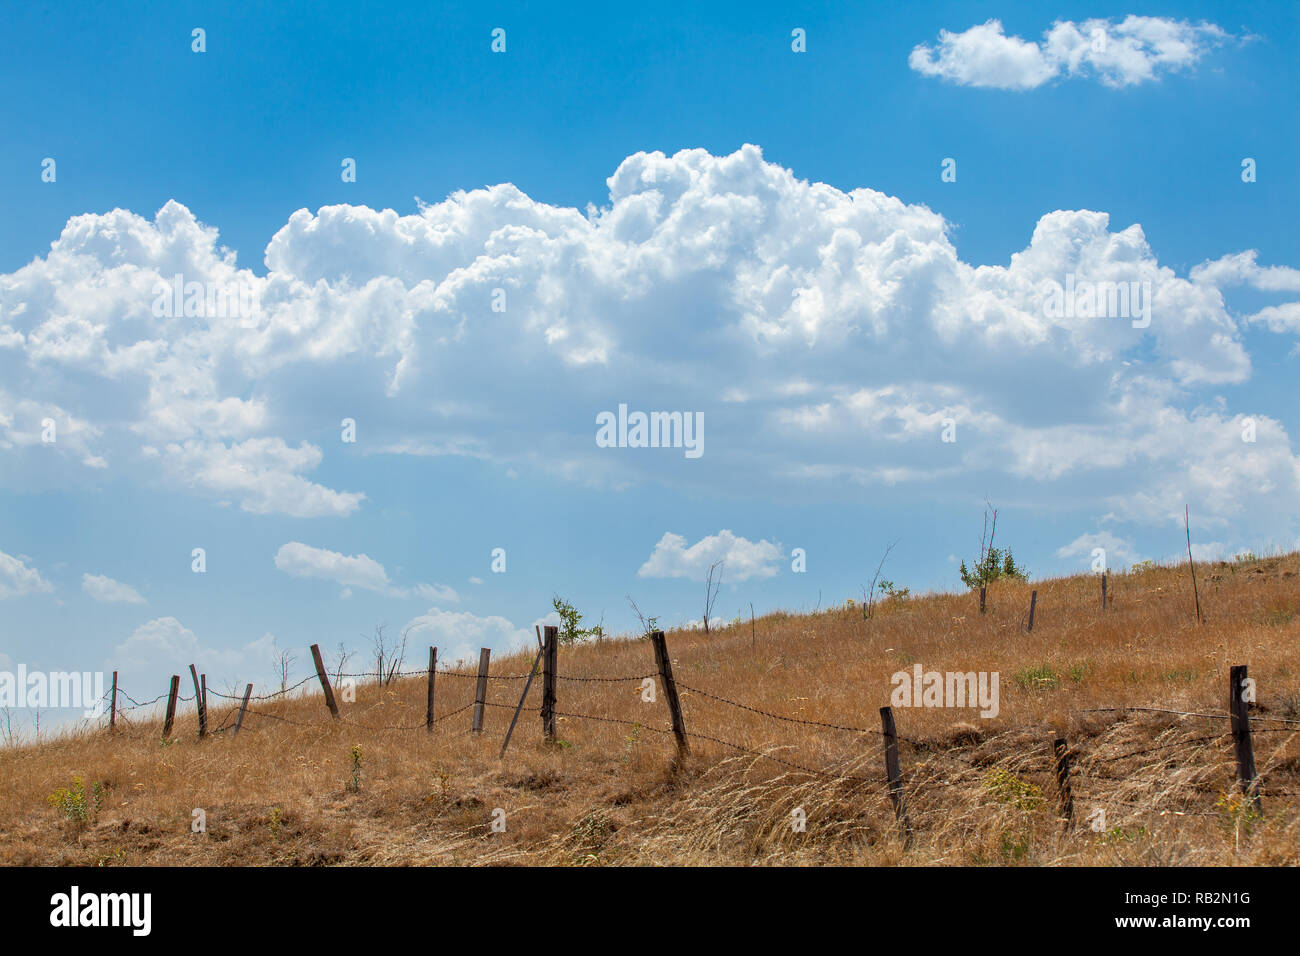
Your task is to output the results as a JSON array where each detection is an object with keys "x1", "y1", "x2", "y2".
[
  {"x1": 541, "y1": 625, "x2": 558, "y2": 741},
  {"x1": 1185, "y1": 505, "x2": 1203, "y2": 624},
  {"x1": 425, "y1": 646, "x2": 437, "y2": 733},
  {"x1": 501, "y1": 644, "x2": 545, "y2": 758},
  {"x1": 472, "y1": 648, "x2": 491, "y2": 733},
  {"x1": 879, "y1": 706, "x2": 913, "y2": 847},
  {"x1": 162, "y1": 675, "x2": 180, "y2": 739},
  {"x1": 232, "y1": 683, "x2": 253, "y2": 737},
  {"x1": 189, "y1": 664, "x2": 206, "y2": 738}
]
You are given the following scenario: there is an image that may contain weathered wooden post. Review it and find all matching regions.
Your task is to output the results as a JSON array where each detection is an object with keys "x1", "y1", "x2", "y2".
[
  {"x1": 425, "y1": 646, "x2": 437, "y2": 733},
  {"x1": 109, "y1": 670, "x2": 117, "y2": 731},
  {"x1": 310, "y1": 643, "x2": 340, "y2": 719},
  {"x1": 501, "y1": 643, "x2": 545, "y2": 758},
  {"x1": 979, "y1": 586, "x2": 987, "y2": 614},
  {"x1": 650, "y1": 630, "x2": 689, "y2": 759},
  {"x1": 472, "y1": 648, "x2": 491, "y2": 733},
  {"x1": 1052, "y1": 736, "x2": 1074, "y2": 825},
  {"x1": 189, "y1": 664, "x2": 207, "y2": 738},
  {"x1": 1101, "y1": 572, "x2": 1108, "y2": 609},
  {"x1": 162, "y1": 675, "x2": 180, "y2": 739},
  {"x1": 1229, "y1": 664, "x2": 1261, "y2": 811},
  {"x1": 541, "y1": 625, "x2": 558, "y2": 742},
  {"x1": 1027, "y1": 590, "x2": 1037, "y2": 632},
  {"x1": 232, "y1": 683, "x2": 253, "y2": 737},
  {"x1": 879, "y1": 705, "x2": 912, "y2": 847}
]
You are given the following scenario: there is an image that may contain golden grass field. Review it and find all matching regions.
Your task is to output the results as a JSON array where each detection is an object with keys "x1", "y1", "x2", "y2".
[{"x1": 3, "y1": 553, "x2": 1299, "y2": 866}]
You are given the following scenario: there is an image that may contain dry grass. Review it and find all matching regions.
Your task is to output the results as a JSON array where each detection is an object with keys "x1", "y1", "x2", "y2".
[{"x1": 4, "y1": 553, "x2": 1300, "y2": 866}]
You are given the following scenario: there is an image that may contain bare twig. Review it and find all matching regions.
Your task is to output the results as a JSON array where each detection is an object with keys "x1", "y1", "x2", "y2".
[
  {"x1": 703, "y1": 560, "x2": 724, "y2": 634},
  {"x1": 864, "y1": 539, "x2": 901, "y2": 621}
]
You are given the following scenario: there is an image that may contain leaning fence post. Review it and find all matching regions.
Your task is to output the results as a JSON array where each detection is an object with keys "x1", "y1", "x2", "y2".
[
  {"x1": 979, "y1": 586, "x2": 987, "y2": 614},
  {"x1": 1229, "y1": 664, "x2": 1261, "y2": 811},
  {"x1": 650, "y1": 630, "x2": 689, "y2": 759},
  {"x1": 1052, "y1": 736, "x2": 1074, "y2": 825},
  {"x1": 232, "y1": 683, "x2": 253, "y2": 737},
  {"x1": 501, "y1": 643, "x2": 545, "y2": 758},
  {"x1": 425, "y1": 646, "x2": 437, "y2": 733},
  {"x1": 162, "y1": 675, "x2": 180, "y2": 739},
  {"x1": 189, "y1": 664, "x2": 207, "y2": 738},
  {"x1": 310, "y1": 643, "x2": 340, "y2": 719},
  {"x1": 109, "y1": 670, "x2": 117, "y2": 732},
  {"x1": 1027, "y1": 590, "x2": 1038, "y2": 633},
  {"x1": 879, "y1": 705, "x2": 913, "y2": 847},
  {"x1": 541, "y1": 625, "x2": 558, "y2": 742},
  {"x1": 472, "y1": 648, "x2": 491, "y2": 733}
]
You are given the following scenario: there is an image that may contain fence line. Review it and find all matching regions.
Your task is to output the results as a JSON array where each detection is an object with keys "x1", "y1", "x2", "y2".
[{"x1": 92, "y1": 631, "x2": 1299, "y2": 839}]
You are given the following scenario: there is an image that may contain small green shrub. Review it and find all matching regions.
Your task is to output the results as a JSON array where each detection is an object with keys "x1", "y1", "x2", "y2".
[
  {"x1": 984, "y1": 769, "x2": 1044, "y2": 812},
  {"x1": 1013, "y1": 665, "x2": 1059, "y2": 691},
  {"x1": 553, "y1": 596, "x2": 603, "y2": 645},
  {"x1": 47, "y1": 776, "x2": 103, "y2": 826}
]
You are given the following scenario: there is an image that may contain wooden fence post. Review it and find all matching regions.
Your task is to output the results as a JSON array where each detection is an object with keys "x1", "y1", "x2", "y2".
[
  {"x1": 501, "y1": 643, "x2": 545, "y2": 758},
  {"x1": 650, "y1": 630, "x2": 689, "y2": 759},
  {"x1": 1229, "y1": 664, "x2": 1261, "y2": 811},
  {"x1": 472, "y1": 648, "x2": 491, "y2": 733},
  {"x1": 1027, "y1": 590, "x2": 1037, "y2": 633},
  {"x1": 310, "y1": 643, "x2": 340, "y2": 719},
  {"x1": 425, "y1": 646, "x2": 437, "y2": 733},
  {"x1": 879, "y1": 705, "x2": 912, "y2": 847},
  {"x1": 162, "y1": 675, "x2": 180, "y2": 739},
  {"x1": 232, "y1": 683, "x2": 253, "y2": 737},
  {"x1": 979, "y1": 586, "x2": 987, "y2": 614},
  {"x1": 1101, "y1": 572, "x2": 1108, "y2": 609},
  {"x1": 189, "y1": 664, "x2": 207, "y2": 738},
  {"x1": 1052, "y1": 736, "x2": 1074, "y2": 825},
  {"x1": 201, "y1": 673, "x2": 208, "y2": 734},
  {"x1": 109, "y1": 670, "x2": 117, "y2": 731},
  {"x1": 541, "y1": 625, "x2": 558, "y2": 742}
]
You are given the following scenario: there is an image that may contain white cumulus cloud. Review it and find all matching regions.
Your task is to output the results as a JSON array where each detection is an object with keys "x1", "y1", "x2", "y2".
[
  {"x1": 910, "y1": 17, "x2": 1229, "y2": 90},
  {"x1": 401, "y1": 607, "x2": 537, "y2": 666},
  {"x1": 0, "y1": 548, "x2": 53, "y2": 599},
  {"x1": 638, "y1": 530, "x2": 783, "y2": 582},
  {"x1": 1, "y1": 145, "x2": 1296, "y2": 547},
  {"x1": 273, "y1": 541, "x2": 458, "y2": 602},
  {"x1": 81, "y1": 573, "x2": 146, "y2": 604}
]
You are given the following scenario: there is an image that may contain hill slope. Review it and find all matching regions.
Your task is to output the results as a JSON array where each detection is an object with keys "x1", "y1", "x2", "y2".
[{"x1": 3, "y1": 554, "x2": 1300, "y2": 866}]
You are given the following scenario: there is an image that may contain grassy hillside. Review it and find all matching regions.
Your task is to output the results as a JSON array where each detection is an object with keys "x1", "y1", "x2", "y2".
[{"x1": 3, "y1": 553, "x2": 1300, "y2": 866}]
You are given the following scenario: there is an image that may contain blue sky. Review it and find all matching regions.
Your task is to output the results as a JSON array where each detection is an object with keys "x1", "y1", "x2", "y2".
[{"x1": 1, "y1": 2, "x2": 1298, "y2": 728}]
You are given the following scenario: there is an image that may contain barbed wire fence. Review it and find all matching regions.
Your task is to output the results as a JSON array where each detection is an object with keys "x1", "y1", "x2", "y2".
[{"x1": 95, "y1": 628, "x2": 1297, "y2": 841}]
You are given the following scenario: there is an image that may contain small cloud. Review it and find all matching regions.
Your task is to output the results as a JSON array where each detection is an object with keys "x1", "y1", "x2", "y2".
[
  {"x1": 637, "y1": 530, "x2": 782, "y2": 582},
  {"x1": 0, "y1": 548, "x2": 53, "y2": 599},
  {"x1": 1056, "y1": 531, "x2": 1139, "y2": 568},
  {"x1": 910, "y1": 16, "x2": 1229, "y2": 90},
  {"x1": 274, "y1": 541, "x2": 457, "y2": 602},
  {"x1": 81, "y1": 573, "x2": 146, "y2": 604}
]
